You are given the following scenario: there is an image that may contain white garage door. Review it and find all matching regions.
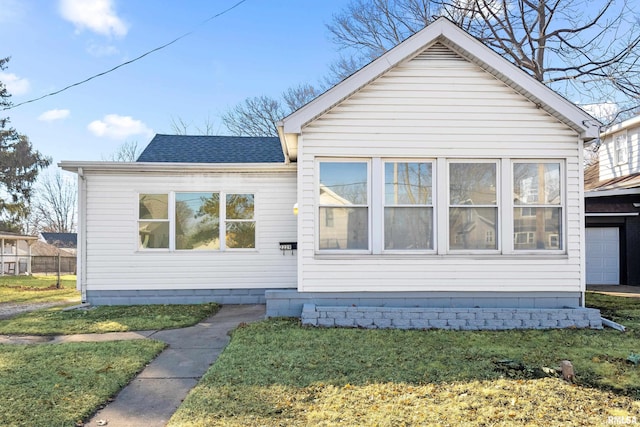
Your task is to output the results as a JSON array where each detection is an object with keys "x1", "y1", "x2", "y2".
[{"x1": 586, "y1": 227, "x2": 620, "y2": 285}]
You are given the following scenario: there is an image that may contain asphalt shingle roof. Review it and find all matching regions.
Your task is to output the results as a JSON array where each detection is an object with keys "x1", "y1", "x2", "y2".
[
  {"x1": 137, "y1": 134, "x2": 284, "y2": 163},
  {"x1": 41, "y1": 232, "x2": 77, "y2": 248}
]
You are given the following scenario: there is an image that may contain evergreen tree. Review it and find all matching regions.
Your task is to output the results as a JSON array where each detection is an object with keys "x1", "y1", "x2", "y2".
[{"x1": 0, "y1": 57, "x2": 51, "y2": 232}]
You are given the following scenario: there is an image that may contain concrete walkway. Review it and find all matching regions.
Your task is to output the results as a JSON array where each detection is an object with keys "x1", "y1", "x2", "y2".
[
  {"x1": 84, "y1": 304, "x2": 266, "y2": 427},
  {"x1": 1, "y1": 304, "x2": 266, "y2": 427}
]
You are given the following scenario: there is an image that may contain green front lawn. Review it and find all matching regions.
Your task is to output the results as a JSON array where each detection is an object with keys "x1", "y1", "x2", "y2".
[
  {"x1": 0, "y1": 275, "x2": 79, "y2": 305},
  {"x1": 0, "y1": 340, "x2": 165, "y2": 427},
  {"x1": 170, "y1": 292, "x2": 640, "y2": 426},
  {"x1": 0, "y1": 303, "x2": 220, "y2": 335}
]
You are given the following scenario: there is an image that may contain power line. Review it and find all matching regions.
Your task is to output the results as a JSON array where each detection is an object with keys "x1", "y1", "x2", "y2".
[{"x1": 2, "y1": 0, "x2": 248, "y2": 111}]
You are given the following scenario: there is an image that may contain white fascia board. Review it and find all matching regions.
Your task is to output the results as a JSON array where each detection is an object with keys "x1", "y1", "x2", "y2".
[
  {"x1": 601, "y1": 115, "x2": 640, "y2": 138},
  {"x1": 282, "y1": 17, "x2": 597, "y2": 140},
  {"x1": 585, "y1": 187, "x2": 640, "y2": 198},
  {"x1": 59, "y1": 161, "x2": 297, "y2": 174}
]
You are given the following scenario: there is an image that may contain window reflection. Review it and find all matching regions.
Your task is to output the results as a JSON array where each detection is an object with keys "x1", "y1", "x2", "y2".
[{"x1": 319, "y1": 162, "x2": 369, "y2": 250}]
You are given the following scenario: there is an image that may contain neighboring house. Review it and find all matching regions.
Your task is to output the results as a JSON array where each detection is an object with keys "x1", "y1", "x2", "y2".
[
  {"x1": 40, "y1": 232, "x2": 78, "y2": 254},
  {"x1": 584, "y1": 116, "x2": 640, "y2": 285},
  {"x1": 61, "y1": 18, "x2": 599, "y2": 327},
  {"x1": 0, "y1": 232, "x2": 38, "y2": 275}
]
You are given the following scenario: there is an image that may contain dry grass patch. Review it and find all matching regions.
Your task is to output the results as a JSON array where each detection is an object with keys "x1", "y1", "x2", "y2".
[
  {"x1": 0, "y1": 274, "x2": 79, "y2": 305},
  {"x1": 171, "y1": 294, "x2": 640, "y2": 426},
  {"x1": 171, "y1": 379, "x2": 639, "y2": 426}
]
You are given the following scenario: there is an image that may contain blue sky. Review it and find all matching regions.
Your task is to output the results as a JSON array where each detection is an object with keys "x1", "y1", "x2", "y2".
[{"x1": 0, "y1": 0, "x2": 346, "y2": 167}]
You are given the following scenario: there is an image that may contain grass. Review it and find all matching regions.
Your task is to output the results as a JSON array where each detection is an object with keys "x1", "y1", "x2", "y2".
[
  {"x1": 0, "y1": 274, "x2": 79, "y2": 305},
  {"x1": 0, "y1": 303, "x2": 220, "y2": 335},
  {"x1": 0, "y1": 340, "x2": 165, "y2": 427},
  {"x1": 170, "y1": 292, "x2": 640, "y2": 426}
]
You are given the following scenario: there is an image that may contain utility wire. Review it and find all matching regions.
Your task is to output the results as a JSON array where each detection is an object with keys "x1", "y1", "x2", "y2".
[{"x1": 3, "y1": 0, "x2": 248, "y2": 111}]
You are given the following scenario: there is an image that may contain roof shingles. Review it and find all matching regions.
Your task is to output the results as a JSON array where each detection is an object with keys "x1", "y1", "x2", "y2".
[{"x1": 137, "y1": 135, "x2": 284, "y2": 163}]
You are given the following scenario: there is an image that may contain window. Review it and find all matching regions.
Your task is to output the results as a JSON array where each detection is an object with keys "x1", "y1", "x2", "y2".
[
  {"x1": 614, "y1": 132, "x2": 628, "y2": 165},
  {"x1": 175, "y1": 193, "x2": 220, "y2": 250},
  {"x1": 225, "y1": 194, "x2": 255, "y2": 249},
  {"x1": 138, "y1": 192, "x2": 255, "y2": 251},
  {"x1": 513, "y1": 162, "x2": 562, "y2": 250},
  {"x1": 315, "y1": 157, "x2": 565, "y2": 256},
  {"x1": 449, "y1": 162, "x2": 498, "y2": 250},
  {"x1": 138, "y1": 194, "x2": 169, "y2": 249},
  {"x1": 384, "y1": 161, "x2": 433, "y2": 250},
  {"x1": 318, "y1": 162, "x2": 368, "y2": 250}
]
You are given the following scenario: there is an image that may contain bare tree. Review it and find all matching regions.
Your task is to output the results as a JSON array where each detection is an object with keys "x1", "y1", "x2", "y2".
[
  {"x1": 102, "y1": 140, "x2": 142, "y2": 162},
  {"x1": 222, "y1": 85, "x2": 321, "y2": 137},
  {"x1": 30, "y1": 172, "x2": 77, "y2": 233},
  {"x1": 170, "y1": 115, "x2": 219, "y2": 135},
  {"x1": 327, "y1": 0, "x2": 640, "y2": 124}
]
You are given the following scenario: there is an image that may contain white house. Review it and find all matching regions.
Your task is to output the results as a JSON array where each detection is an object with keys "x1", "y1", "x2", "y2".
[
  {"x1": 61, "y1": 19, "x2": 601, "y2": 329},
  {"x1": 584, "y1": 115, "x2": 640, "y2": 285}
]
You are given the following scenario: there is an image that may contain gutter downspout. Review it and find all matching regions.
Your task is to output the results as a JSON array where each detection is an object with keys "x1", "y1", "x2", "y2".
[
  {"x1": 276, "y1": 123, "x2": 291, "y2": 164},
  {"x1": 77, "y1": 167, "x2": 88, "y2": 303}
]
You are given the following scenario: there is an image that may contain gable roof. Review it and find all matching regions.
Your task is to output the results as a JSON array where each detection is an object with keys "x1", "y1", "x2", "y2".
[
  {"x1": 278, "y1": 17, "x2": 597, "y2": 161},
  {"x1": 137, "y1": 134, "x2": 284, "y2": 163},
  {"x1": 40, "y1": 232, "x2": 77, "y2": 248}
]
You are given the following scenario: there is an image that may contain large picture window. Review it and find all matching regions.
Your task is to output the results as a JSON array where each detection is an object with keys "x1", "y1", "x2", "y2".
[
  {"x1": 513, "y1": 162, "x2": 562, "y2": 250},
  {"x1": 319, "y1": 162, "x2": 369, "y2": 250},
  {"x1": 448, "y1": 162, "x2": 498, "y2": 250},
  {"x1": 384, "y1": 162, "x2": 433, "y2": 250},
  {"x1": 175, "y1": 193, "x2": 220, "y2": 250}
]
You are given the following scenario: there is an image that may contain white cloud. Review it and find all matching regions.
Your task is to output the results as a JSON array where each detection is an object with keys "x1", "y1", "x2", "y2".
[
  {"x1": 0, "y1": 72, "x2": 30, "y2": 95},
  {"x1": 38, "y1": 109, "x2": 70, "y2": 122},
  {"x1": 88, "y1": 114, "x2": 153, "y2": 140},
  {"x1": 59, "y1": 0, "x2": 128, "y2": 37}
]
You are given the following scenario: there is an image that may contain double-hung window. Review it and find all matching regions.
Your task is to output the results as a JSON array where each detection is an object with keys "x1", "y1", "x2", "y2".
[
  {"x1": 318, "y1": 161, "x2": 369, "y2": 251},
  {"x1": 513, "y1": 162, "x2": 562, "y2": 250},
  {"x1": 448, "y1": 161, "x2": 498, "y2": 251},
  {"x1": 138, "y1": 194, "x2": 170, "y2": 249},
  {"x1": 614, "y1": 132, "x2": 628, "y2": 165},
  {"x1": 225, "y1": 194, "x2": 256, "y2": 249},
  {"x1": 384, "y1": 161, "x2": 434, "y2": 250}
]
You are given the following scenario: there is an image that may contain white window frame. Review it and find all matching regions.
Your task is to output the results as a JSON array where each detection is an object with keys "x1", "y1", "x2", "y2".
[
  {"x1": 224, "y1": 193, "x2": 257, "y2": 250},
  {"x1": 614, "y1": 131, "x2": 628, "y2": 165},
  {"x1": 313, "y1": 157, "x2": 567, "y2": 257},
  {"x1": 446, "y1": 159, "x2": 500, "y2": 254},
  {"x1": 138, "y1": 193, "x2": 170, "y2": 251},
  {"x1": 510, "y1": 160, "x2": 565, "y2": 254},
  {"x1": 136, "y1": 191, "x2": 257, "y2": 252},
  {"x1": 316, "y1": 159, "x2": 371, "y2": 253},
  {"x1": 381, "y1": 159, "x2": 436, "y2": 254}
]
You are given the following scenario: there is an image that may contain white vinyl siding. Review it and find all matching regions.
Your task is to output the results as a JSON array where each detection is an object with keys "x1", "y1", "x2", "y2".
[
  {"x1": 297, "y1": 43, "x2": 583, "y2": 294},
  {"x1": 83, "y1": 170, "x2": 297, "y2": 291},
  {"x1": 599, "y1": 126, "x2": 639, "y2": 180}
]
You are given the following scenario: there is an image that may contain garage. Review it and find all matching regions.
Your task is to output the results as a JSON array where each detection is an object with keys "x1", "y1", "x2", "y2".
[{"x1": 586, "y1": 227, "x2": 620, "y2": 285}]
